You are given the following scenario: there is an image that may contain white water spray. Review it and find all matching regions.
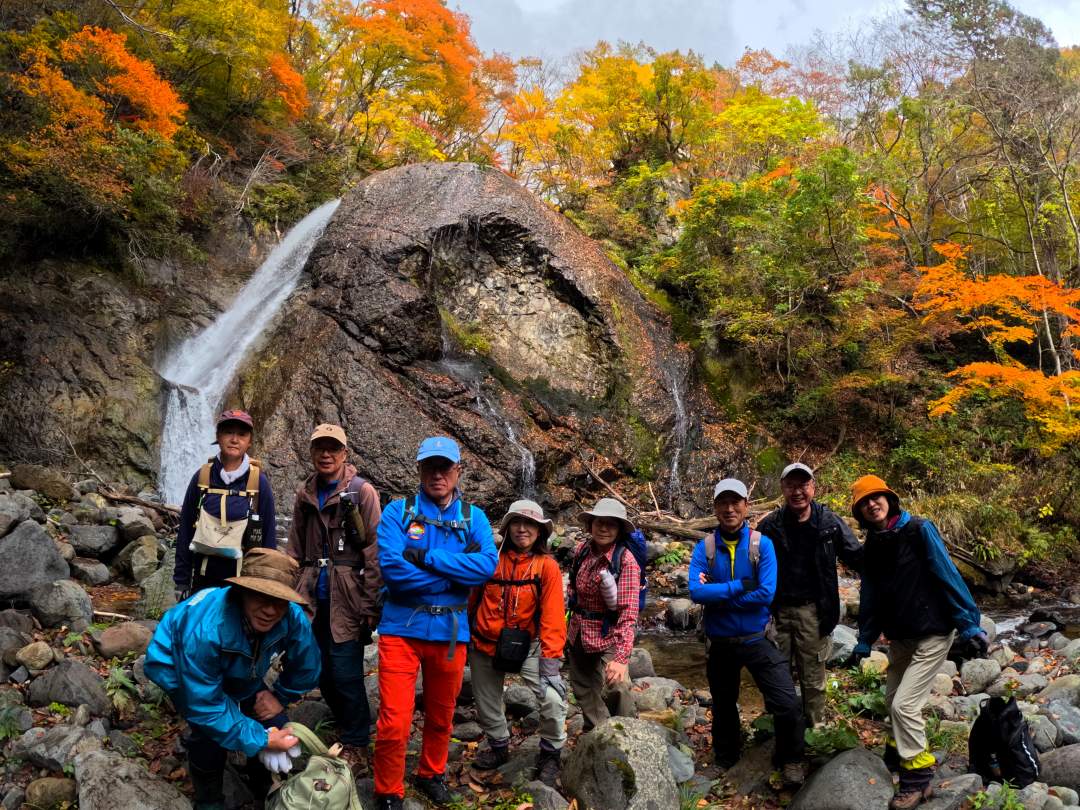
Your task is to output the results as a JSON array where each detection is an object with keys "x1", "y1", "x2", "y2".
[
  {"x1": 668, "y1": 372, "x2": 689, "y2": 508},
  {"x1": 473, "y1": 384, "x2": 536, "y2": 499},
  {"x1": 157, "y1": 200, "x2": 341, "y2": 503}
]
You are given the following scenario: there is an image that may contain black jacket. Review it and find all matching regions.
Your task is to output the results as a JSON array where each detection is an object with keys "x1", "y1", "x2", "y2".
[{"x1": 756, "y1": 501, "x2": 863, "y2": 637}]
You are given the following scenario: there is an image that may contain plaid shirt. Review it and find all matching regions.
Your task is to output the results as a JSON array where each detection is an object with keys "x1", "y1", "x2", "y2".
[{"x1": 566, "y1": 541, "x2": 640, "y2": 664}]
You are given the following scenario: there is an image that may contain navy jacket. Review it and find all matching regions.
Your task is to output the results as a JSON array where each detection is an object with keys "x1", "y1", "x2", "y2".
[{"x1": 174, "y1": 459, "x2": 276, "y2": 588}]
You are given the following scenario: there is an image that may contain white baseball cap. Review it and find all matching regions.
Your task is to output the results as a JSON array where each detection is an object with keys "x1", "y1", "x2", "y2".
[
  {"x1": 713, "y1": 478, "x2": 749, "y2": 500},
  {"x1": 780, "y1": 462, "x2": 814, "y2": 481}
]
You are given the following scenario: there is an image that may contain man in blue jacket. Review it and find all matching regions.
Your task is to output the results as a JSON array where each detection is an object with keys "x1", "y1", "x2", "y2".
[
  {"x1": 372, "y1": 436, "x2": 498, "y2": 810},
  {"x1": 146, "y1": 548, "x2": 321, "y2": 810},
  {"x1": 688, "y1": 478, "x2": 805, "y2": 784}
]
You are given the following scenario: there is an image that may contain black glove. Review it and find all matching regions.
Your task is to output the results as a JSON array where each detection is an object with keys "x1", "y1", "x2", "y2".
[
  {"x1": 739, "y1": 577, "x2": 758, "y2": 591},
  {"x1": 844, "y1": 649, "x2": 869, "y2": 669},
  {"x1": 463, "y1": 541, "x2": 481, "y2": 553},
  {"x1": 403, "y1": 547, "x2": 427, "y2": 568},
  {"x1": 966, "y1": 631, "x2": 990, "y2": 659}
]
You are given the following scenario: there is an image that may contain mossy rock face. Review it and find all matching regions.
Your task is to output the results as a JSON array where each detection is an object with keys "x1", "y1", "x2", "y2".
[{"x1": 562, "y1": 717, "x2": 679, "y2": 810}]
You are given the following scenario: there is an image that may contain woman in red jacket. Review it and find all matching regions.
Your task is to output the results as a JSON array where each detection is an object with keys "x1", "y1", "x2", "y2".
[{"x1": 468, "y1": 500, "x2": 566, "y2": 786}]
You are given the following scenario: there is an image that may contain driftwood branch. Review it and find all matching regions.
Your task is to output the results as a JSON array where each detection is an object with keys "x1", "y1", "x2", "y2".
[
  {"x1": 576, "y1": 453, "x2": 638, "y2": 513},
  {"x1": 100, "y1": 489, "x2": 180, "y2": 518},
  {"x1": 93, "y1": 610, "x2": 134, "y2": 622}
]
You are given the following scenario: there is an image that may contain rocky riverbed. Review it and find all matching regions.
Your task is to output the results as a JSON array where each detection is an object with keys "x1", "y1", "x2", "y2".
[{"x1": 5, "y1": 466, "x2": 1080, "y2": 809}]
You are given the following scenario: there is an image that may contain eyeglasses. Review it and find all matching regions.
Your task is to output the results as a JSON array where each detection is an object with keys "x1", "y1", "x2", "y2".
[{"x1": 781, "y1": 480, "x2": 814, "y2": 492}]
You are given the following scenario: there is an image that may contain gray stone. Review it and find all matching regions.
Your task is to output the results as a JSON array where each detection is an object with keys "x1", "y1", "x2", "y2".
[
  {"x1": 495, "y1": 735, "x2": 541, "y2": 784},
  {"x1": 667, "y1": 744, "x2": 695, "y2": 783},
  {"x1": 524, "y1": 780, "x2": 569, "y2": 810},
  {"x1": 15, "y1": 641, "x2": 55, "y2": 671},
  {"x1": 1040, "y1": 745, "x2": 1080, "y2": 791},
  {"x1": 927, "y1": 693, "x2": 959, "y2": 720},
  {"x1": 288, "y1": 698, "x2": 333, "y2": 731},
  {"x1": 862, "y1": 650, "x2": 888, "y2": 674},
  {"x1": 1050, "y1": 634, "x2": 1071, "y2": 651},
  {"x1": 1062, "y1": 640, "x2": 1080, "y2": 665},
  {"x1": 1024, "y1": 623, "x2": 1058, "y2": 638},
  {"x1": 137, "y1": 549, "x2": 176, "y2": 619},
  {"x1": 931, "y1": 672, "x2": 954, "y2": 696},
  {"x1": 1044, "y1": 701, "x2": 1080, "y2": 745},
  {"x1": 91, "y1": 623, "x2": 152, "y2": 659},
  {"x1": 11, "y1": 724, "x2": 103, "y2": 770},
  {"x1": 74, "y1": 748, "x2": 192, "y2": 809},
  {"x1": 1038, "y1": 676, "x2": 1080, "y2": 708},
  {"x1": 9, "y1": 665, "x2": 29, "y2": 683},
  {"x1": 829, "y1": 624, "x2": 858, "y2": 665},
  {"x1": 69, "y1": 525, "x2": 122, "y2": 557},
  {"x1": 453, "y1": 721, "x2": 483, "y2": 741},
  {"x1": 628, "y1": 647, "x2": 655, "y2": 679},
  {"x1": 70, "y1": 557, "x2": 111, "y2": 585},
  {"x1": 505, "y1": 683, "x2": 539, "y2": 718},
  {"x1": 108, "y1": 730, "x2": 140, "y2": 756},
  {"x1": 563, "y1": 717, "x2": 679, "y2": 810},
  {"x1": 1050, "y1": 786, "x2": 1079, "y2": 806},
  {"x1": 1027, "y1": 713, "x2": 1062, "y2": 752},
  {"x1": 75, "y1": 480, "x2": 99, "y2": 495},
  {"x1": 115, "y1": 507, "x2": 155, "y2": 543},
  {"x1": 938, "y1": 659, "x2": 959, "y2": 679},
  {"x1": 922, "y1": 773, "x2": 985, "y2": 810},
  {"x1": 1017, "y1": 783, "x2": 1050, "y2": 810},
  {"x1": 0, "y1": 492, "x2": 36, "y2": 536},
  {"x1": 0, "y1": 789, "x2": 24, "y2": 810},
  {"x1": 130, "y1": 544, "x2": 159, "y2": 583},
  {"x1": 664, "y1": 598, "x2": 700, "y2": 631},
  {"x1": 28, "y1": 579, "x2": 93, "y2": 629},
  {"x1": 789, "y1": 748, "x2": 894, "y2": 810},
  {"x1": 0, "y1": 626, "x2": 27, "y2": 666},
  {"x1": 29, "y1": 659, "x2": 111, "y2": 715},
  {"x1": 991, "y1": 674, "x2": 1049, "y2": 699},
  {"x1": 963, "y1": 658, "x2": 1003, "y2": 694},
  {"x1": 57, "y1": 541, "x2": 76, "y2": 561},
  {"x1": 991, "y1": 645, "x2": 1017, "y2": 669},
  {"x1": 983, "y1": 616, "x2": 999, "y2": 642},
  {"x1": 0, "y1": 520, "x2": 69, "y2": 598},
  {"x1": 0, "y1": 609, "x2": 34, "y2": 634},
  {"x1": 1043, "y1": 795, "x2": 1066, "y2": 810},
  {"x1": 11, "y1": 464, "x2": 75, "y2": 501},
  {"x1": 24, "y1": 777, "x2": 77, "y2": 809},
  {"x1": 632, "y1": 676, "x2": 683, "y2": 712}
]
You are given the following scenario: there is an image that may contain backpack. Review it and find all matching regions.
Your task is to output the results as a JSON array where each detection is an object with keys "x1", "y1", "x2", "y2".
[
  {"x1": 567, "y1": 529, "x2": 648, "y2": 635},
  {"x1": 401, "y1": 494, "x2": 473, "y2": 545},
  {"x1": 696, "y1": 530, "x2": 762, "y2": 642},
  {"x1": 969, "y1": 696, "x2": 1040, "y2": 788},
  {"x1": 265, "y1": 722, "x2": 363, "y2": 810},
  {"x1": 190, "y1": 458, "x2": 263, "y2": 576}
]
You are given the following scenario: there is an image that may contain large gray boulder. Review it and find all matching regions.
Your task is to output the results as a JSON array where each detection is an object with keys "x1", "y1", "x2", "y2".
[
  {"x1": 1038, "y1": 676, "x2": 1080, "y2": 708},
  {"x1": 0, "y1": 520, "x2": 69, "y2": 597},
  {"x1": 10, "y1": 464, "x2": 75, "y2": 501},
  {"x1": 29, "y1": 659, "x2": 111, "y2": 715},
  {"x1": 922, "y1": 773, "x2": 985, "y2": 810},
  {"x1": 92, "y1": 623, "x2": 153, "y2": 659},
  {"x1": 962, "y1": 658, "x2": 1002, "y2": 694},
  {"x1": 27, "y1": 579, "x2": 93, "y2": 629},
  {"x1": 631, "y1": 676, "x2": 683, "y2": 712},
  {"x1": 628, "y1": 647, "x2": 655, "y2": 679},
  {"x1": 70, "y1": 557, "x2": 111, "y2": 586},
  {"x1": 1040, "y1": 745, "x2": 1080, "y2": 791},
  {"x1": 789, "y1": 748, "x2": 893, "y2": 810},
  {"x1": 562, "y1": 717, "x2": 680, "y2": 810},
  {"x1": 69, "y1": 525, "x2": 122, "y2": 558},
  {"x1": 1044, "y1": 701, "x2": 1080, "y2": 746},
  {"x1": 74, "y1": 748, "x2": 192, "y2": 809},
  {"x1": 138, "y1": 548, "x2": 176, "y2": 619},
  {"x1": 0, "y1": 492, "x2": 37, "y2": 536},
  {"x1": 12, "y1": 724, "x2": 102, "y2": 771},
  {"x1": 115, "y1": 507, "x2": 155, "y2": 543}
]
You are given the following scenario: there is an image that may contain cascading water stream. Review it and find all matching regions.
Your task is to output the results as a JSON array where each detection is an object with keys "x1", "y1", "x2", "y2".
[
  {"x1": 157, "y1": 199, "x2": 341, "y2": 503},
  {"x1": 668, "y1": 372, "x2": 689, "y2": 508},
  {"x1": 472, "y1": 383, "x2": 536, "y2": 499}
]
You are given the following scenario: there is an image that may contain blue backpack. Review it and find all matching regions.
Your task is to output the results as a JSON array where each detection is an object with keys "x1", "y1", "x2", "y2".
[{"x1": 568, "y1": 528, "x2": 649, "y2": 629}]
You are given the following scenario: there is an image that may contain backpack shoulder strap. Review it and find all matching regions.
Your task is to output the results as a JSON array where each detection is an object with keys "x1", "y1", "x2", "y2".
[
  {"x1": 704, "y1": 532, "x2": 716, "y2": 571},
  {"x1": 197, "y1": 461, "x2": 213, "y2": 490},
  {"x1": 245, "y1": 460, "x2": 260, "y2": 495},
  {"x1": 284, "y1": 721, "x2": 330, "y2": 756},
  {"x1": 402, "y1": 494, "x2": 417, "y2": 528},
  {"x1": 749, "y1": 530, "x2": 762, "y2": 576},
  {"x1": 610, "y1": 541, "x2": 625, "y2": 580}
]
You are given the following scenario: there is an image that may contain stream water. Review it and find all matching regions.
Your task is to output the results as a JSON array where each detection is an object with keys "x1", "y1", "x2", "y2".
[
  {"x1": 157, "y1": 200, "x2": 340, "y2": 504},
  {"x1": 667, "y1": 372, "x2": 689, "y2": 509}
]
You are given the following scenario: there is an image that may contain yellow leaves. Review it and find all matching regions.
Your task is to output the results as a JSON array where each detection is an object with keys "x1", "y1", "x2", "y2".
[{"x1": 865, "y1": 226, "x2": 900, "y2": 240}]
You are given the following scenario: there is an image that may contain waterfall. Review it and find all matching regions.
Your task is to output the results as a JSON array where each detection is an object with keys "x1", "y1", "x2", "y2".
[
  {"x1": 472, "y1": 384, "x2": 536, "y2": 499},
  {"x1": 668, "y1": 372, "x2": 689, "y2": 508},
  {"x1": 157, "y1": 199, "x2": 341, "y2": 503}
]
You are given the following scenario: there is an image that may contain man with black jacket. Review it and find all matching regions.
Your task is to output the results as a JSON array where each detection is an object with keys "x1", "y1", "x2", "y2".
[{"x1": 756, "y1": 463, "x2": 862, "y2": 728}]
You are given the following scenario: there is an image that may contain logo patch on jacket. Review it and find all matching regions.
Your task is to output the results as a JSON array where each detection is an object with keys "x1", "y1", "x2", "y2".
[{"x1": 407, "y1": 522, "x2": 425, "y2": 541}]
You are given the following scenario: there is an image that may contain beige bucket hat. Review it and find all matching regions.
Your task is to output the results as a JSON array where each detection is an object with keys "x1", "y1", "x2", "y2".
[
  {"x1": 498, "y1": 499, "x2": 554, "y2": 540},
  {"x1": 578, "y1": 497, "x2": 636, "y2": 534},
  {"x1": 225, "y1": 548, "x2": 307, "y2": 605}
]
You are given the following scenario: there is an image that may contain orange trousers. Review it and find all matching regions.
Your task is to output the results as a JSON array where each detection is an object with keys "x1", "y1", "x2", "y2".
[{"x1": 373, "y1": 634, "x2": 466, "y2": 798}]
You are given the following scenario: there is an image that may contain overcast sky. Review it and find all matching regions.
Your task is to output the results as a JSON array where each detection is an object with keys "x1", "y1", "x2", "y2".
[{"x1": 452, "y1": 0, "x2": 1080, "y2": 67}]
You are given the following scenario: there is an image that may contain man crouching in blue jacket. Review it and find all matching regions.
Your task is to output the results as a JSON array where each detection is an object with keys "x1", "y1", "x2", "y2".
[
  {"x1": 145, "y1": 548, "x2": 320, "y2": 810},
  {"x1": 689, "y1": 478, "x2": 806, "y2": 785},
  {"x1": 372, "y1": 436, "x2": 498, "y2": 810}
]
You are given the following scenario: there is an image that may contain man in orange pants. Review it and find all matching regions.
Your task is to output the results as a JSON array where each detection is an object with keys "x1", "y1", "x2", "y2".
[{"x1": 371, "y1": 437, "x2": 498, "y2": 809}]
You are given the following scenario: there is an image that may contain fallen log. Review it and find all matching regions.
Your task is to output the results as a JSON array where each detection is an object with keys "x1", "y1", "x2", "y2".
[{"x1": 100, "y1": 489, "x2": 180, "y2": 518}]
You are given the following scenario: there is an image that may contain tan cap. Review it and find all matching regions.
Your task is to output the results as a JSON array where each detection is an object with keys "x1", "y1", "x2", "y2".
[
  {"x1": 225, "y1": 548, "x2": 307, "y2": 605},
  {"x1": 310, "y1": 423, "x2": 347, "y2": 446}
]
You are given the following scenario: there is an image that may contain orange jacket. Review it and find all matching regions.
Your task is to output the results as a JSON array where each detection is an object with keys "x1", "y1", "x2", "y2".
[{"x1": 469, "y1": 549, "x2": 565, "y2": 659}]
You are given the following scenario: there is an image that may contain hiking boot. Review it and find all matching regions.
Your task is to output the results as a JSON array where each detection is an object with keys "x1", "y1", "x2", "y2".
[
  {"x1": 373, "y1": 795, "x2": 404, "y2": 810},
  {"x1": 339, "y1": 743, "x2": 370, "y2": 776},
  {"x1": 473, "y1": 742, "x2": 510, "y2": 770},
  {"x1": 414, "y1": 773, "x2": 458, "y2": 805},
  {"x1": 781, "y1": 761, "x2": 807, "y2": 786},
  {"x1": 889, "y1": 766, "x2": 933, "y2": 810},
  {"x1": 533, "y1": 747, "x2": 561, "y2": 787}
]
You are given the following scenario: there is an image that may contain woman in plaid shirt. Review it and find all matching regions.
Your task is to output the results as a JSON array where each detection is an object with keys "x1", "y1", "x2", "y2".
[{"x1": 565, "y1": 498, "x2": 641, "y2": 730}]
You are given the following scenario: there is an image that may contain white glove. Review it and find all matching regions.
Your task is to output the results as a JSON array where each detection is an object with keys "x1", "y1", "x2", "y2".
[
  {"x1": 258, "y1": 747, "x2": 298, "y2": 774},
  {"x1": 598, "y1": 569, "x2": 619, "y2": 610}
]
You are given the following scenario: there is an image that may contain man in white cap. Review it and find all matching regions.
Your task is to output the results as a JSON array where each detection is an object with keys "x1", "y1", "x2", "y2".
[
  {"x1": 755, "y1": 462, "x2": 863, "y2": 727},
  {"x1": 688, "y1": 478, "x2": 806, "y2": 784}
]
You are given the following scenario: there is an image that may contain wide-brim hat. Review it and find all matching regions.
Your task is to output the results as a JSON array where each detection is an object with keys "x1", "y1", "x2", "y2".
[
  {"x1": 498, "y1": 499, "x2": 553, "y2": 540},
  {"x1": 850, "y1": 474, "x2": 900, "y2": 520},
  {"x1": 225, "y1": 548, "x2": 307, "y2": 605},
  {"x1": 578, "y1": 497, "x2": 635, "y2": 534}
]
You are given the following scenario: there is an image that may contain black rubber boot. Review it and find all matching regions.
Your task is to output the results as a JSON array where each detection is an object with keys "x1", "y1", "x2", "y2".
[
  {"x1": 533, "y1": 747, "x2": 561, "y2": 787},
  {"x1": 189, "y1": 763, "x2": 226, "y2": 810},
  {"x1": 473, "y1": 739, "x2": 510, "y2": 770},
  {"x1": 414, "y1": 773, "x2": 459, "y2": 806}
]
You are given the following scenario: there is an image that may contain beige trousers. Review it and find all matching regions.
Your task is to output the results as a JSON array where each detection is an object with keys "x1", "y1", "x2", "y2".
[
  {"x1": 885, "y1": 632, "x2": 955, "y2": 760},
  {"x1": 774, "y1": 602, "x2": 830, "y2": 726},
  {"x1": 468, "y1": 643, "x2": 568, "y2": 748},
  {"x1": 566, "y1": 641, "x2": 637, "y2": 731}
]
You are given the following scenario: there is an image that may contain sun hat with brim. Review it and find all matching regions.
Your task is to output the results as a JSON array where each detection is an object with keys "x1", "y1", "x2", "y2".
[
  {"x1": 498, "y1": 499, "x2": 554, "y2": 539},
  {"x1": 578, "y1": 497, "x2": 636, "y2": 534},
  {"x1": 850, "y1": 474, "x2": 900, "y2": 521},
  {"x1": 225, "y1": 548, "x2": 307, "y2": 605}
]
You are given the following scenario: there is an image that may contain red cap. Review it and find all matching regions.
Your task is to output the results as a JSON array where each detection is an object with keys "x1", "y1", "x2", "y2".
[{"x1": 216, "y1": 409, "x2": 254, "y2": 431}]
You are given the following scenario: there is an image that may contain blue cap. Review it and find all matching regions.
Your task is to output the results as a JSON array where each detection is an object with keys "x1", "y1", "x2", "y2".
[{"x1": 416, "y1": 436, "x2": 461, "y2": 463}]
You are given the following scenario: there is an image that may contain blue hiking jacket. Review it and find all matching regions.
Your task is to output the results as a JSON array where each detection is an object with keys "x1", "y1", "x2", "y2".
[
  {"x1": 144, "y1": 587, "x2": 320, "y2": 757},
  {"x1": 688, "y1": 523, "x2": 777, "y2": 640},
  {"x1": 854, "y1": 511, "x2": 982, "y2": 655},
  {"x1": 377, "y1": 490, "x2": 497, "y2": 643}
]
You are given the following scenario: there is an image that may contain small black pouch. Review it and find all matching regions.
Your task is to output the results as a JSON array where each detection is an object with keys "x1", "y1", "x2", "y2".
[{"x1": 492, "y1": 626, "x2": 532, "y2": 673}]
